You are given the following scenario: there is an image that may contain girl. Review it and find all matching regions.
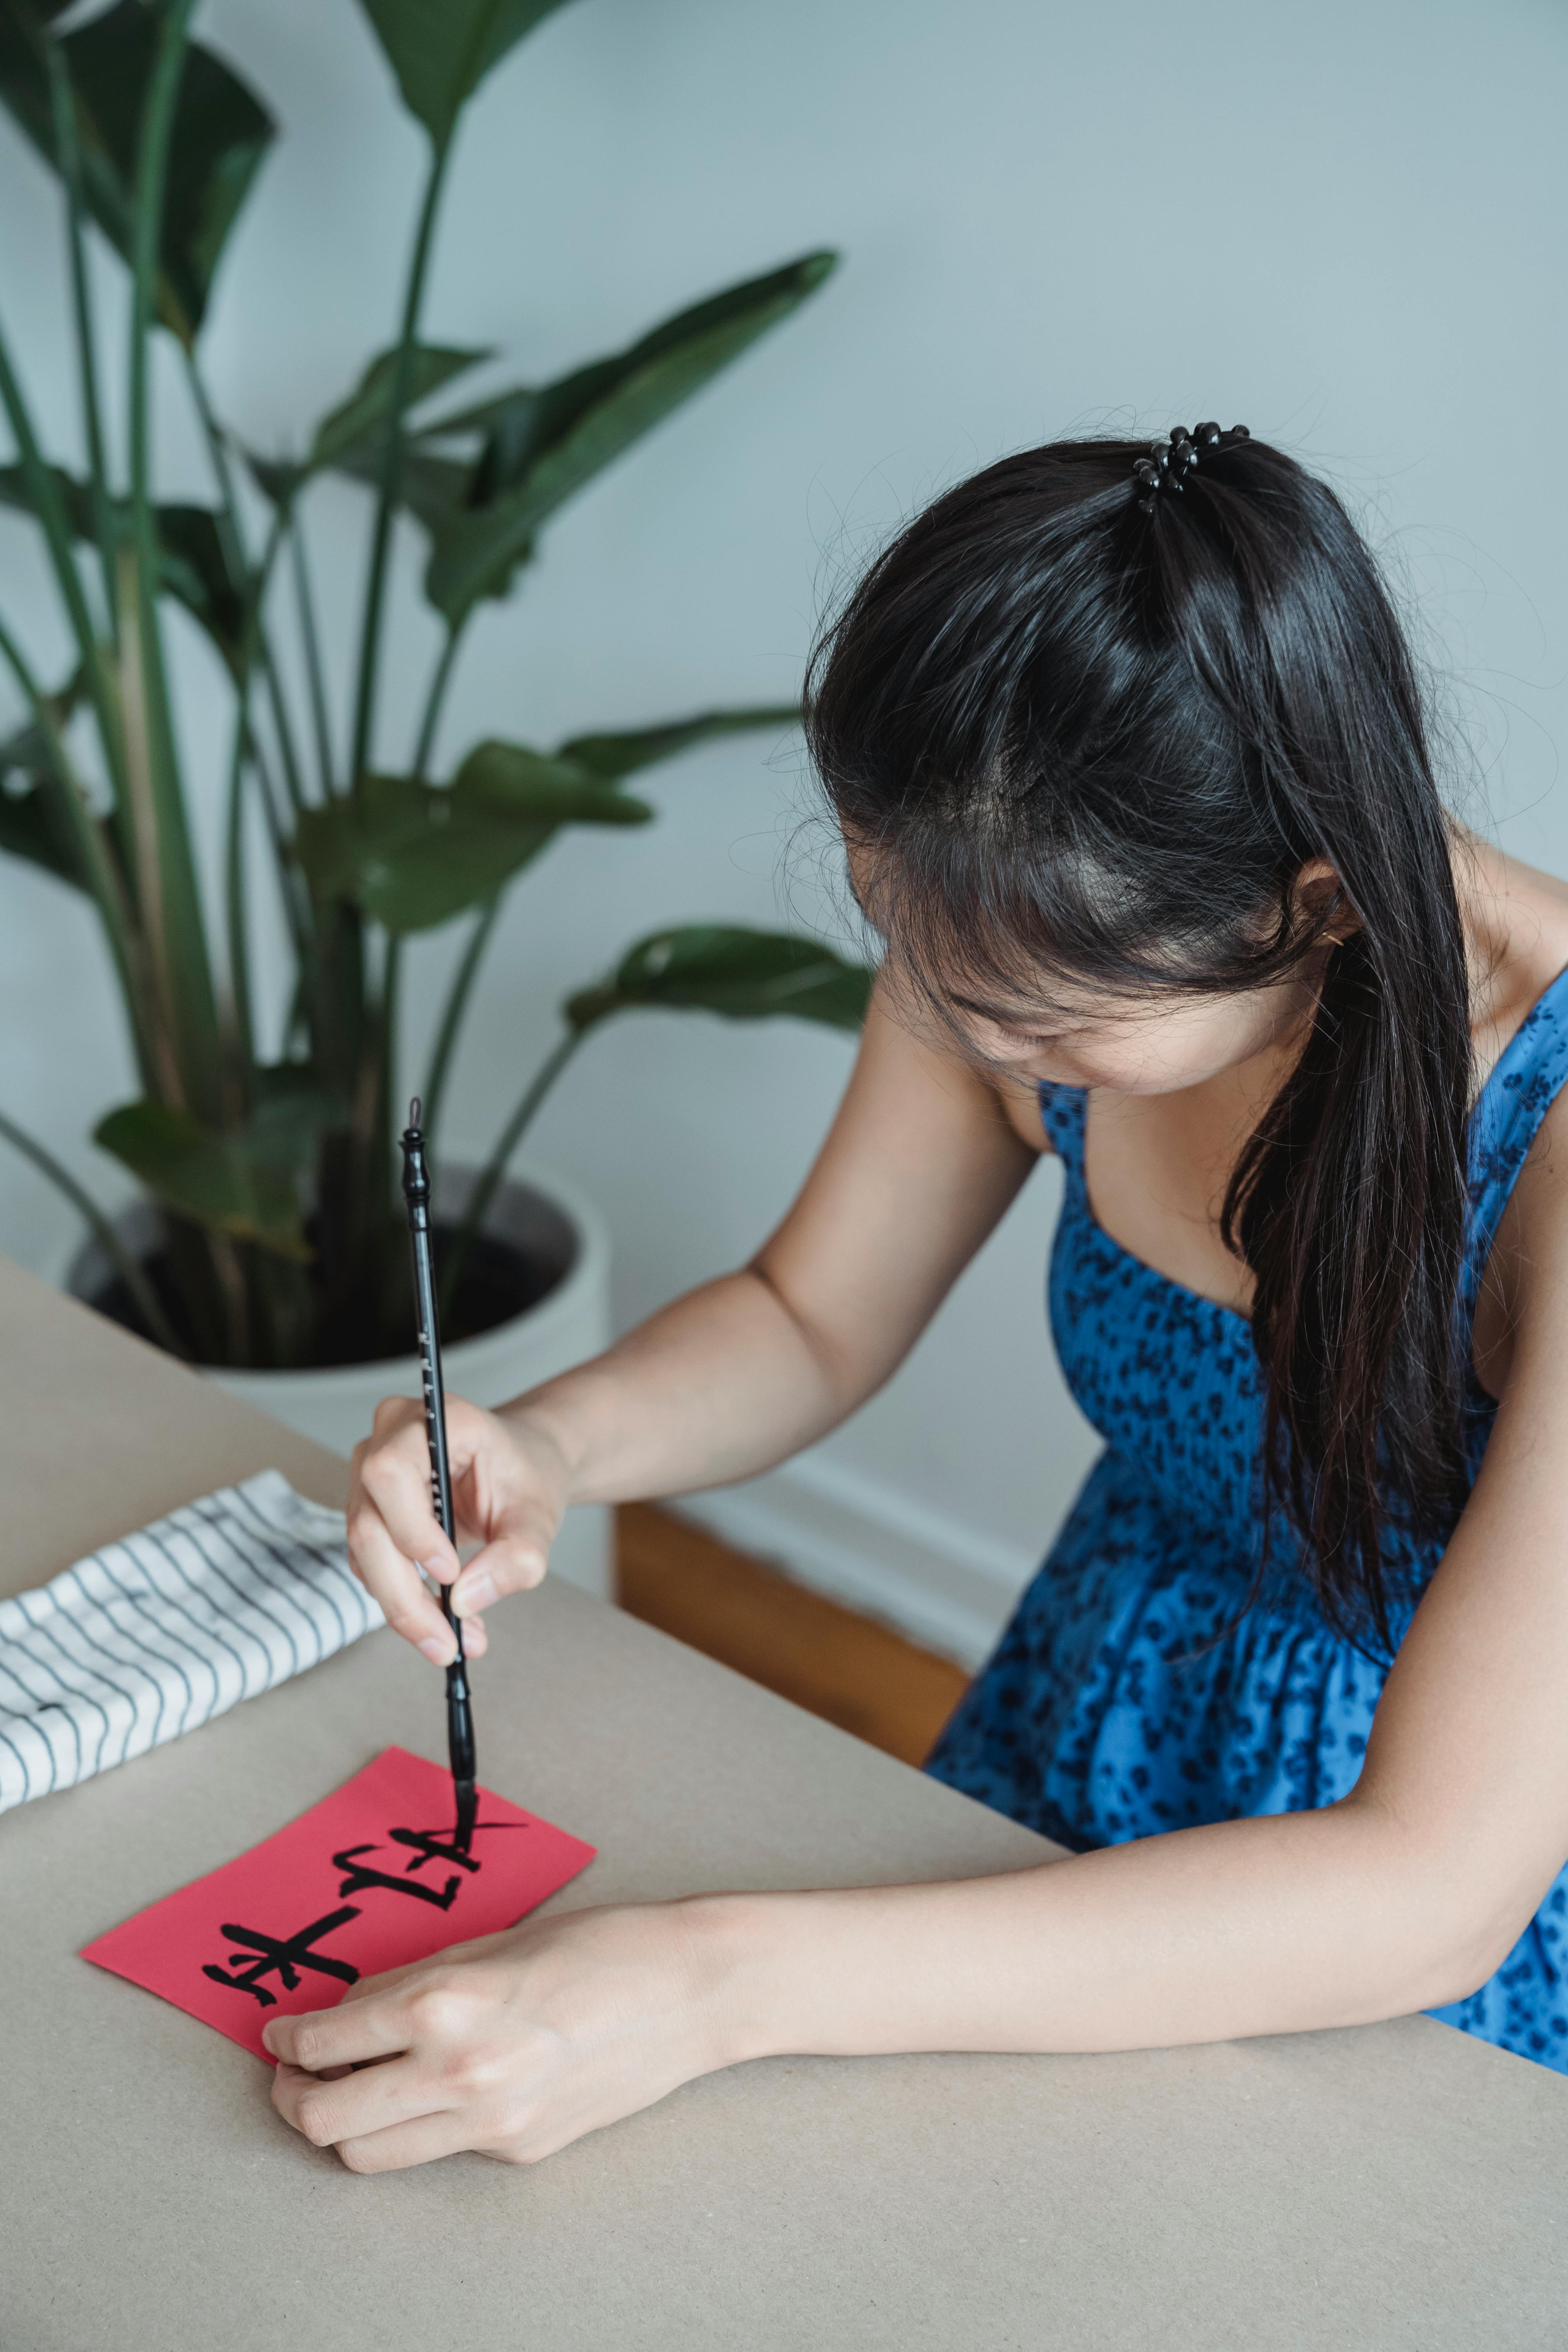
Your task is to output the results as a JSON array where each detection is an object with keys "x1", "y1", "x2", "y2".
[{"x1": 266, "y1": 425, "x2": 1568, "y2": 2172}]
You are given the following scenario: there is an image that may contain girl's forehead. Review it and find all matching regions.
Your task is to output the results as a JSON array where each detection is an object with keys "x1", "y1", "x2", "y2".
[
  {"x1": 892, "y1": 944, "x2": 1198, "y2": 1033},
  {"x1": 846, "y1": 838, "x2": 1284, "y2": 1028}
]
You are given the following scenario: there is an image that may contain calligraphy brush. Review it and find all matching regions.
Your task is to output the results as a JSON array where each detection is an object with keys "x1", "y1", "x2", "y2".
[{"x1": 398, "y1": 1099, "x2": 477, "y2": 1855}]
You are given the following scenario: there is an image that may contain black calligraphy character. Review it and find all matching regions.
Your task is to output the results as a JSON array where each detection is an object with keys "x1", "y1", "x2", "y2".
[
  {"x1": 387, "y1": 1824, "x2": 490, "y2": 1876},
  {"x1": 390, "y1": 1818, "x2": 528, "y2": 1874},
  {"x1": 332, "y1": 1844, "x2": 461, "y2": 1909},
  {"x1": 201, "y1": 1906, "x2": 363, "y2": 2008}
]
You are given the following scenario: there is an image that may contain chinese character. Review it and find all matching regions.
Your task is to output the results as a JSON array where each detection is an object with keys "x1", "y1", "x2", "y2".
[
  {"x1": 201, "y1": 1906, "x2": 363, "y2": 2009},
  {"x1": 332, "y1": 1843, "x2": 461, "y2": 1910},
  {"x1": 388, "y1": 1823, "x2": 490, "y2": 1875}
]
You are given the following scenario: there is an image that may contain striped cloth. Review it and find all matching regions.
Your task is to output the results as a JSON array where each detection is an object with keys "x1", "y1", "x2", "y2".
[{"x1": 0, "y1": 1470, "x2": 381, "y2": 1813}]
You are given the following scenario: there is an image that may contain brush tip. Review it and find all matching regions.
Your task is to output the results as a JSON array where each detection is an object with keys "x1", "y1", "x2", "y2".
[{"x1": 408, "y1": 1094, "x2": 423, "y2": 1129}]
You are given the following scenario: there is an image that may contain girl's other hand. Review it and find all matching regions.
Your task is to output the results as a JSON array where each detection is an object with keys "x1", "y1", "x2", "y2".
[
  {"x1": 263, "y1": 1901, "x2": 740, "y2": 2172},
  {"x1": 346, "y1": 1394, "x2": 571, "y2": 1664}
]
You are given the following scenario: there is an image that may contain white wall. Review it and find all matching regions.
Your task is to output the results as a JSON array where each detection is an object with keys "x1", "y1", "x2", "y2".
[{"x1": 4, "y1": 0, "x2": 1567, "y2": 1660}]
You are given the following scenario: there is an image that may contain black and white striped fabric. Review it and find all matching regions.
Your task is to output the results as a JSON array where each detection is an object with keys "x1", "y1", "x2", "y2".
[{"x1": 0, "y1": 1470, "x2": 381, "y2": 1813}]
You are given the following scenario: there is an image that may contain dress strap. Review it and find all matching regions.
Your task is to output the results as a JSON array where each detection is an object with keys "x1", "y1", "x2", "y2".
[
  {"x1": 1462, "y1": 963, "x2": 1568, "y2": 1310},
  {"x1": 1037, "y1": 1081, "x2": 1088, "y2": 1182}
]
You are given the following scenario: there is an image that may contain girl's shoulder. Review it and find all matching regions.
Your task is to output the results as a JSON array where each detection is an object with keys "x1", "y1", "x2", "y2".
[
  {"x1": 1465, "y1": 844, "x2": 1568, "y2": 1084},
  {"x1": 1469, "y1": 950, "x2": 1568, "y2": 1401}
]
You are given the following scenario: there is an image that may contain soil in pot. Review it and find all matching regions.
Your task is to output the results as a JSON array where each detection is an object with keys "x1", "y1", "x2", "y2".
[{"x1": 86, "y1": 1217, "x2": 572, "y2": 1370}]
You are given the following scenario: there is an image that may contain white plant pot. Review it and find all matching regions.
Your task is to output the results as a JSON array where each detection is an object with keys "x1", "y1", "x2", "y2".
[{"x1": 61, "y1": 1164, "x2": 614, "y2": 1601}]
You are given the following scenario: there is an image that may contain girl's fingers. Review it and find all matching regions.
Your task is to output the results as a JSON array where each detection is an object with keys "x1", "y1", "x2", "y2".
[
  {"x1": 449, "y1": 1511, "x2": 554, "y2": 1619},
  {"x1": 271, "y1": 2054, "x2": 449, "y2": 2151},
  {"x1": 265, "y1": 1991, "x2": 417, "y2": 2073},
  {"x1": 343, "y1": 1495, "x2": 455, "y2": 1659},
  {"x1": 351, "y1": 1390, "x2": 562, "y2": 1644},
  {"x1": 355, "y1": 1403, "x2": 459, "y2": 1581},
  {"x1": 263, "y1": 1940, "x2": 502, "y2": 2072},
  {"x1": 269, "y1": 1947, "x2": 528, "y2": 2170},
  {"x1": 334, "y1": 2109, "x2": 493, "y2": 2175}
]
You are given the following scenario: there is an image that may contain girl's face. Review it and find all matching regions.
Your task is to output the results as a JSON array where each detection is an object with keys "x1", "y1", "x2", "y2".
[
  {"x1": 848, "y1": 844, "x2": 1325, "y2": 1097},
  {"x1": 929, "y1": 973, "x2": 1315, "y2": 1096}
]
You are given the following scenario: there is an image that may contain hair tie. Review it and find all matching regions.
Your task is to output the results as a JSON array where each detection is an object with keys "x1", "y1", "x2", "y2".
[{"x1": 1133, "y1": 421, "x2": 1250, "y2": 513}]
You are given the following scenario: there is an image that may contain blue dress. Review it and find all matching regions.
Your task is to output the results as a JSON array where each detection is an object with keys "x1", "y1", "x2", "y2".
[{"x1": 928, "y1": 966, "x2": 1568, "y2": 2073}]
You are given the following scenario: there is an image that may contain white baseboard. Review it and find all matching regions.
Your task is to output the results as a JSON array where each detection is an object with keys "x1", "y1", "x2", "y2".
[{"x1": 668, "y1": 1453, "x2": 1043, "y2": 1671}]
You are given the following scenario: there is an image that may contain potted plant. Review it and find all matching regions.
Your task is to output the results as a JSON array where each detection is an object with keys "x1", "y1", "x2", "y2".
[{"x1": 0, "y1": 0, "x2": 870, "y2": 1586}]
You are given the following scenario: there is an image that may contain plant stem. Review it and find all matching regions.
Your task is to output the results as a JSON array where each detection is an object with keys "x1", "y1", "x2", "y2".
[
  {"x1": 181, "y1": 350, "x2": 243, "y2": 558},
  {"x1": 377, "y1": 929, "x2": 402, "y2": 1123},
  {"x1": 218, "y1": 500, "x2": 290, "y2": 1089},
  {"x1": 183, "y1": 351, "x2": 312, "y2": 820},
  {"x1": 234, "y1": 693, "x2": 312, "y2": 973},
  {"x1": 272, "y1": 815, "x2": 319, "y2": 979},
  {"x1": 0, "y1": 619, "x2": 178, "y2": 1111},
  {"x1": 45, "y1": 38, "x2": 117, "y2": 642},
  {"x1": 411, "y1": 622, "x2": 463, "y2": 781},
  {"x1": 281, "y1": 970, "x2": 309, "y2": 1057},
  {"x1": 0, "y1": 1105, "x2": 187, "y2": 1358},
  {"x1": 420, "y1": 892, "x2": 501, "y2": 1150},
  {"x1": 260, "y1": 649, "x2": 311, "y2": 815},
  {"x1": 348, "y1": 134, "x2": 454, "y2": 792},
  {"x1": 332, "y1": 129, "x2": 456, "y2": 1341},
  {"x1": 374, "y1": 929, "x2": 403, "y2": 1224},
  {"x1": 128, "y1": 0, "x2": 224, "y2": 1122},
  {"x1": 437, "y1": 1026, "x2": 587, "y2": 1319},
  {"x1": 209, "y1": 1229, "x2": 250, "y2": 1368},
  {"x1": 223, "y1": 722, "x2": 255, "y2": 1075},
  {"x1": 0, "y1": 311, "x2": 127, "y2": 802},
  {"x1": 181, "y1": 356, "x2": 352, "y2": 1133},
  {"x1": 0, "y1": 610, "x2": 148, "y2": 1058},
  {"x1": 289, "y1": 509, "x2": 336, "y2": 796}
]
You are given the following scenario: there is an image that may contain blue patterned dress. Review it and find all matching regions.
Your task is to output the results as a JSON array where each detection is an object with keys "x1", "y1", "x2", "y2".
[{"x1": 928, "y1": 967, "x2": 1568, "y2": 2072}]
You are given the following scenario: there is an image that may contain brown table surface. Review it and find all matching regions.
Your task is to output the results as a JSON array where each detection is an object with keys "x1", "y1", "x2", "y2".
[{"x1": 0, "y1": 1255, "x2": 1563, "y2": 2350}]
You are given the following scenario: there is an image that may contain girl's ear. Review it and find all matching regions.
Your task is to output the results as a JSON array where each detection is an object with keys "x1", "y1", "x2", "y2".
[{"x1": 1290, "y1": 858, "x2": 1361, "y2": 946}]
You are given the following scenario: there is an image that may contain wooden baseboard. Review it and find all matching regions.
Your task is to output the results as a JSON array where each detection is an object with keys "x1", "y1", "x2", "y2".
[{"x1": 617, "y1": 1504, "x2": 969, "y2": 1767}]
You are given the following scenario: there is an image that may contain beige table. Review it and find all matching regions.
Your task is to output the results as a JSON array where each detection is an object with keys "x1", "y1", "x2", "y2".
[{"x1": 0, "y1": 1257, "x2": 1562, "y2": 2351}]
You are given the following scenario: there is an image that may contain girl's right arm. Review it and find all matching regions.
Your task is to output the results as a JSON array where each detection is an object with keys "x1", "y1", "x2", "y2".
[{"x1": 346, "y1": 977, "x2": 1044, "y2": 1659}]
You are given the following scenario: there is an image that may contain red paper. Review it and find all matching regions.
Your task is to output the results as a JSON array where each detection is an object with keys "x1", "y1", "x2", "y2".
[{"x1": 81, "y1": 1745, "x2": 596, "y2": 2061}]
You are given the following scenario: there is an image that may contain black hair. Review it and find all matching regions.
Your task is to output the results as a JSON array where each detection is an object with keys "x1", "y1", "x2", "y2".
[{"x1": 805, "y1": 431, "x2": 1473, "y2": 1646}]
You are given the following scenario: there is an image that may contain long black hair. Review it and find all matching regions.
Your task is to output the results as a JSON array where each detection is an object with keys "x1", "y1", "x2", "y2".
[{"x1": 805, "y1": 429, "x2": 1474, "y2": 1645}]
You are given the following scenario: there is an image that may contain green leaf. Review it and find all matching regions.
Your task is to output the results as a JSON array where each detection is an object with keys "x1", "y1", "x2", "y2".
[
  {"x1": 329, "y1": 445, "x2": 474, "y2": 541},
  {"x1": 418, "y1": 250, "x2": 838, "y2": 623},
  {"x1": 0, "y1": 677, "x2": 87, "y2": 888},
  {"x1": 0, "y1": 463, "x2": 246, "y2": 673},
  {"x1": 294, "y1": 744, "x2": 653, "y2": 932},
  {"x1": 93, "y1": 1098, "x2": 314, "y2": 1262},
  {"x1": 141, "y1": 499, "x2": 246, "y2": 672},
  {"x1": 245, "y1": 342, "x2": 491, "y2": 507},
  {"x1": 0, "y1": 4, "x2": 90, "y2": 171},
  {"x1": 248, "y1": 1062, "x2": 350, "y2": 1173},
  {"x1": 0, "y1": 0, "x2": 70, "y2": 148},
  {"x1": 313, "y1": 343, "x2": 490, "y2": 471},
  {"x1": 356, "y1": 0, "x2": 577, "y2": 150},
  {"x1": 0, "y1": 0, "x2": 275, "y2": 348},
  {"x1": 447, "y1": 736, "x2": 644, "y2": 818},
  {"x1": 566, "y1": 925, "x2": 873, "y2": 1034},
  {"x1": 557, "y1": 703, "x2": 803, "y2": 782}
]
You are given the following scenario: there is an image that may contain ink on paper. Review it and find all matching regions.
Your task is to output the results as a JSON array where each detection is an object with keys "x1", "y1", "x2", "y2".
[{"x1": 81, "y1": 1746, "x2": 595, "y2": 2060}]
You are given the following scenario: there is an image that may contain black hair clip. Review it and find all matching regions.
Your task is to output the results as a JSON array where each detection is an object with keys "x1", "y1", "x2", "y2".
[{"x1": 1133, "y1": 421, "x2": 1249, "y2": 512}]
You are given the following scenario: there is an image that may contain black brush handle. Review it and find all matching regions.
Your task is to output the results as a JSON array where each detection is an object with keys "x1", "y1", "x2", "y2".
[{"x1": 399, "y1": 1102, "x2": 477, "y2": 1845}]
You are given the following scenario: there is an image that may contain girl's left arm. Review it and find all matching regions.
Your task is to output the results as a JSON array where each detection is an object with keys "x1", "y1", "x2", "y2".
[{"x1": 265, "y1": 1118, "x2": 1568, "y2": 2172}]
